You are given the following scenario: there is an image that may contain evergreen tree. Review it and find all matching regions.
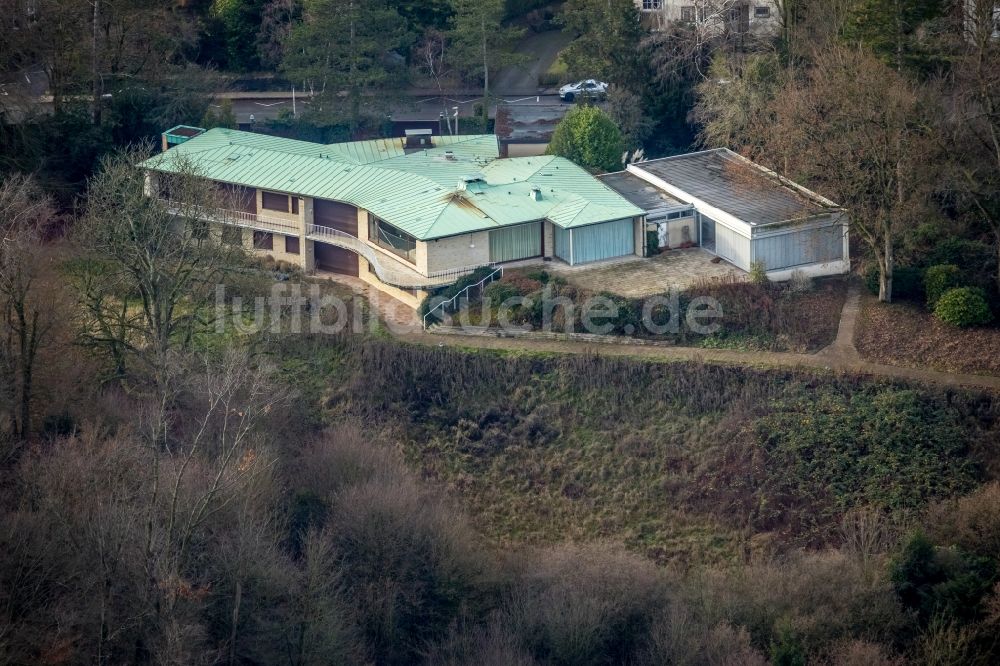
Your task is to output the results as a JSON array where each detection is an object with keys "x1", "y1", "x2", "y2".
[
  {"x1": 448, "y1": 0, "x2": 524, "y2": 108},
  {"x1": 284, "y1": 0, "x2": 410, "y2": 132},
  {"x1": 842, "y1": 0, "x2": 948, "y2": 73},
  {"x1": 560, "y1": 0, "x2": 647, "y2": 89},
  {"x1": 546, "y1": 105, "x2": 624, "y2": 172}
]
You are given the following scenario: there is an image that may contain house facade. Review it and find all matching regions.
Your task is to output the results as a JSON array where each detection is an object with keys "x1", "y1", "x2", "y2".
[
  {"x1": 636, "y1": 0, "x2": 780, "y2": 35},
  {"x1": 144, "y1": 127, "x2": 645, "y2": 307},
  {"x1": 601, "y1": 149, "x2": 850, "y2": 280}
]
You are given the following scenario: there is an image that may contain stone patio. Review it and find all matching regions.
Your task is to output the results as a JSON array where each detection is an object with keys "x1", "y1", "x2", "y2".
[{"x1": 544, "y1": 248, "x2": 747, "y2": 297}]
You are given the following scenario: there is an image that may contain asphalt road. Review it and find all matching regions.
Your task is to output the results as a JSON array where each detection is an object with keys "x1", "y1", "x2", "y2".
[{"x1": 221, "y1": 92, "x2": 569, "y2": 125}]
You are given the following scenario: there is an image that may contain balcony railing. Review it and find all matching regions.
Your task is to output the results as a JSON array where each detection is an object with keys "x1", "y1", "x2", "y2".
[
  {"x1": 306, "y1": 224, "x2": 493, "y2": 289},
  {"x1": 162, "y1": 199, "x2": 300, "y2": 235}
]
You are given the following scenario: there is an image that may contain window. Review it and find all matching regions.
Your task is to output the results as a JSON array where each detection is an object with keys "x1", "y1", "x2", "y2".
[
  {"x1": 285, "y1": 235, "x2": 300, "y2": 255},
  {"x1": 681, "y1": 5, "x2": 696, "y2": 21},
  {"x1": 221, "y1": 226, "x2": 242, "y2": 246},
  {"x1": 755, "y1": 6, "x2": 771, "y2": 18},
  {"x1": 642, "y1": 0, "x2": 661, "y2": 9},
  {"x1": 291, "y1": 197, "x2": 299, "y2": 215},
  {"x1": 368, "y1": 214, "x2": 417, "y2": 264},
  {"x1": 261, "y1": 190, "x2": 289, "y2": 212},
  {"x1": 253, "y1": 231, "x2": 273, "y2": 250}
]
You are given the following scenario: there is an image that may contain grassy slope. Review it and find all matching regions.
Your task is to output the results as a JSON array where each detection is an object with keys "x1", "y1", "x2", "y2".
[{"x1": 274, "y1": 334, "x2": 1000, "y2": 566}]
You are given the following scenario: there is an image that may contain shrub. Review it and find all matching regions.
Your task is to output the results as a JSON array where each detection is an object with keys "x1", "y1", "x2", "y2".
[
  {"x1": 925, "y1": 483, "x2": 1000, "y2": 561},
  {"x1": 330, "y1": 475, "x2": 485, "y2": 664},
  {"x1": 933, "y1": 287, "x2": 994, "y2": 327},
  {"x1": 690, "y1": 551, "x2": 908, "y2": 657},
  {"x1": 484, "y1": 281, "x2": 522, "y2": 305},
  {"x1": 924, "y1": 264, "x2": 963, "y2": 308},
  {"x1": 889, "y1": 531, "x2": 997, "y2": 625},
  {"x1": 864, "y1": 265, "x2": 924, "y2": 300},
  {"x1": 925, "y1": 238, "x2": 995, "y2": 278},
  {"x1": 786, "y1": 269, "x2": 813, "y2": 293},
  {"x1": 419, "y1": 266, "x2": 498, "y2": 319},
  {"x1": 749, "y1": 260, "x2": 769, "y2": 285},
  {"x1": 504, "y1": 544, "x2": 666, "y2": 666}
]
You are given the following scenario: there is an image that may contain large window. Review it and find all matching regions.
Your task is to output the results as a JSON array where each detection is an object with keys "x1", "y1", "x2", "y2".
[
  {"x1": 253, "y1": 231, "x2": 273, "y2": 250},
  {"x1": 261, "y1": 191, "x2": 290, "y2": 212},
  {"x1": 284, "y1": 235, "x2": 300, "y2": 254},
  {"x1": 755, "y1": 6, "x2": 771, "y2": 18},
  {"x1": 489, "y1": 222, "x2": 542, "y2": 263},
  {"x1": 368, "y1": 214, "x2": 417, "y2": 264},
  {"x1": 642, "y1": 0, "x2": 661, "y2": 9},
  {"x1": 680, "y1": 6, "x2": 696, "y2": 22}
]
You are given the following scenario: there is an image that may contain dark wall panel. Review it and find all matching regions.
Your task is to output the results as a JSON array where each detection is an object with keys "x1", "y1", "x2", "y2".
[
  {"x1": 314, "y1": 199, "x2": 359, "y2": 236},
  {"x1": 314, "y1": 242, "x2": 359, "y2": 276}
]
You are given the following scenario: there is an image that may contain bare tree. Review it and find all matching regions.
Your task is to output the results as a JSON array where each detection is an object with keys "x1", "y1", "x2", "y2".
[
  {"x1": 414, "y1": 29, "x2": 453, "y2": 133},
  {"x1": 768, "y1": 46, "x2": 936, "y2": 302},
  {"x1": 73, "y1": 145, "x2": 249, "y2": 385},
  {"x1": 949, "y1": 0, "x2": 1000, "y2": 291},
  {"x1": 0, "y1": 174, "x2": 55, "y2": 439}
]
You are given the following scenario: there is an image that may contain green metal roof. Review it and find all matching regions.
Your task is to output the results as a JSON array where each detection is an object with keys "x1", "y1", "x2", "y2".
[{"x1": 142, "y1": 128, "x2": 643, "y2": 240}]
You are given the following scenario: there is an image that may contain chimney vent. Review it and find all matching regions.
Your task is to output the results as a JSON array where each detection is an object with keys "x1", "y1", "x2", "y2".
[
  {"x1": 529, "y1": 186, "x2": 542, "y2": 202},
  {"x1": 405, "y1": 128, "x2": 434, "y2": 149}
]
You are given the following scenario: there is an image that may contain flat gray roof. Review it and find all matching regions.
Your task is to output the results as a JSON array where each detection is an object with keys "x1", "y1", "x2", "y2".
[
  {"x1": 598, "y1": 170, "x2": 687, "y2": 212},
  {"x1": 632, "y1": 149, "x2": 837, "y2": 226}
]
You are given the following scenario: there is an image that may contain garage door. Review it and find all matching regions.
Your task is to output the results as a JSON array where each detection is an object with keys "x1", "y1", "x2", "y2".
[
  {"x1": 314, "y1": 199, "x2": 359, "y2": 235},
  {"x1": 489, "y1": 221, "x2": 542, "y2": 263},
  {"x1": 314, "y1": 242, "x2": 359, "y2": 276}
]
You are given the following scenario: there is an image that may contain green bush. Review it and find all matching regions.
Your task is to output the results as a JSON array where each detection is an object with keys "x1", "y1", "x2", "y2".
[
  {"x1": 864, "y1": 265, "x2": 923, "y2": 300},
  {"x1": 924, "y1": 264, "x2": 963, "y2": 308},
  {"x1": 484, "y1": 280, "x2": 522, "y2": 304},
  {"x1": 749, "y1": 260, "x2": 769, "y2": 285},
  {"x1": 890, "y1": 531, "x2": 998, "y2": 626},
  {"x1": 925, "y1": 238, "x2": 995, "y2": 278},
  {"x1": 933, "y1": 287, "x2": 994, "y2": 327},
  {"x1": 546, "y1": 105, "x2": 625, "y2": 172}
]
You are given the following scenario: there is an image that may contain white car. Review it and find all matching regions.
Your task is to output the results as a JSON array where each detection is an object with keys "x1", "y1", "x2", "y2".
[{"x1": 558, "y1": 79, "x2": 608, "y2": 102}]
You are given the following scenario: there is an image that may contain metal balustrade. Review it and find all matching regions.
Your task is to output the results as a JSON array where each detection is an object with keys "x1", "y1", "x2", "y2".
[
  {"x1": 306, "y1": 225, "x2": 492, "y2": 290},
  {"x1": 162, "y1": 199, "x2": 299, "y2": 235}
]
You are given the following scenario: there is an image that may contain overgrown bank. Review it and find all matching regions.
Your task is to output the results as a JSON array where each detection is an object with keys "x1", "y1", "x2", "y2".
[{"x1": 277, "y1": 334, "x2": 1000, "y2": 563}]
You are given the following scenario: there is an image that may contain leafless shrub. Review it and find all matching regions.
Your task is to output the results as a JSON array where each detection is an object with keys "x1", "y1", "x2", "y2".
[
  {"x1": 686, "y1": 550, "x2": 908, "y2": 656},
  {"x1": 915, "y1": 616, "x2": 986, "y2": 666},
  {"x1": 644, "y1": 602, "x2": 766, "y2": 666},
  {"x1": 329, "y1": 473, "x2": 485, "y2": 664},
  {"x1": 924, "y1": 482, "x2": 1000, "y2": 560},
  {"x1": 503, "y1": 543, "x2": 667, "y2": 666},
  {"x1": 826, "y1": 639, "x2": 904, "y2": 666},
  {"x1": 840, "y1": 507, "x2": 896, "y2": 574}
]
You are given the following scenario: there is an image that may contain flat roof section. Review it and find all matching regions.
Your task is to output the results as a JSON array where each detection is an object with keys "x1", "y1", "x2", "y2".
[
  {"x1": 631, "y1": 149, "x2": 838, "y2": 226},
  {"x1": 598, "y1": 171, "x2": 688, "y2": 212}
]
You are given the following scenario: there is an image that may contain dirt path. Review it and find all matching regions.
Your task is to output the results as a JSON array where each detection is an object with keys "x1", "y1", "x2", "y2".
[
  {"x1": 317, "y1": 274, "x2": 1000, "y2": 393},
  {"x1": 815, "y1": 282, "x2": 862, "y2": 364}
]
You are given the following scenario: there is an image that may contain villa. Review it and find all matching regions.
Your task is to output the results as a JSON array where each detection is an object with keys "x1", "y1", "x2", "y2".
[
  {"x1": 145, "y1": 126, "x2": 644, "y2": 307},
  {"x1": 144, "y1": 126, "x2": 848, "y2": 308}
]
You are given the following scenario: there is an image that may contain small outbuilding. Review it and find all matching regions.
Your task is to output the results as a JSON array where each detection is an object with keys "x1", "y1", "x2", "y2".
[{"x1": 614, "y1": 148, "x2": 850, "y2": 280}]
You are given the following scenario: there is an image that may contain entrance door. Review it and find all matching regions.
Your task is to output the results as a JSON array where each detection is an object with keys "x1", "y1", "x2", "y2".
[
  {"x1": 314, "y1": 242, "x2": 359, "y2": 276},
  {"x1": 700, "y1": 215, "x2": 716, "y2": 253}
]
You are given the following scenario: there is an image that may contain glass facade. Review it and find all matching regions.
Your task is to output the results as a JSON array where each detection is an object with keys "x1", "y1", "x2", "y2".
[{"x1": 488, "y1": 222, "x2": 542, "y2": 263}]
